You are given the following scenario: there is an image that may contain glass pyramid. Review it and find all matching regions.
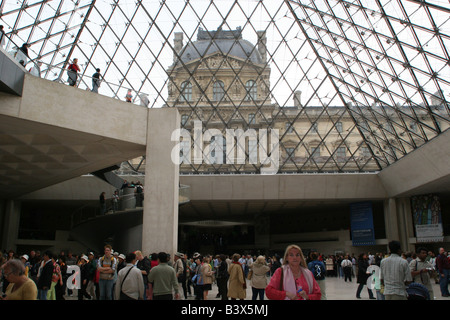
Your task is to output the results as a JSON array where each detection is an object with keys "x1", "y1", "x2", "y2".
[{"x1": 1, "y1": 0, "x2": 449, "y2": 174}]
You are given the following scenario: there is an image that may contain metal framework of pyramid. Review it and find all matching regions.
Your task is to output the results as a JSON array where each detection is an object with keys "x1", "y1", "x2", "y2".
[{"x1": 1, "y1": 0, "x2": 449, "y2": 174}]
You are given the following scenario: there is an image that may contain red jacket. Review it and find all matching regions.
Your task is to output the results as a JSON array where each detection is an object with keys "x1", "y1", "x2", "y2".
[{"x1": 68, "y1": 63, "x2": 80, "y2": 72}]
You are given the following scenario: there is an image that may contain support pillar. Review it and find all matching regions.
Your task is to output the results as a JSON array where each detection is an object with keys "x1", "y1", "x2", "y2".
[
  {"x1": 1, "y1": 200, "x2": 21, "y2": 252},
  {"x1": 142, "y1": 108, "x2": 180, "y2": 257},
  {"x1": 396, "y1": 197, "x2": 415, "y2": 253},
  {"x1": 383, "y1": 197, "x2": 415, "y2": 253},
  {"x1": 384, "y1": 198, "x2": 399, "y2": 247}
]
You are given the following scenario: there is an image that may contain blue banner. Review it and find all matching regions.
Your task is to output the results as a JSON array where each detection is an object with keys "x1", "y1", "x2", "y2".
[{"x1": 350, "y1": 201, "x2": 376, "y2": 246}]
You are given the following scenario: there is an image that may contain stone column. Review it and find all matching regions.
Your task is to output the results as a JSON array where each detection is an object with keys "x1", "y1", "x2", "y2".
[
  {"x1": 383, "y1": 198, "x2": 399, "y2": 246},
  {"x1": 142, "y1": 108, "x2": 180, "y2": 257},
  {"x1": 396, "y1": 197, "x2": 415, "y2": 253},
  {"x1": 383, "y1": 197, "x2": 415, "y2": 253},
  {"x1": 1, "y1": 200, "x2": 21, "y2": 252}
]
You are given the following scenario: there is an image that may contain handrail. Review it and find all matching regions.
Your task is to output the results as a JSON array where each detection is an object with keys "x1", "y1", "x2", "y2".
[
  {"x1": 40, "y1": 61, "x2": 150, "y2": 105},
  {"x1": 70, "y1": 184, "x2": 190, "y2": 228},
  {"x1": 1, "y1": 32, "x2": 40, "y2": 76},
  {"x1": 1, "y1": 31, "x2": 151, "y2": 105}
]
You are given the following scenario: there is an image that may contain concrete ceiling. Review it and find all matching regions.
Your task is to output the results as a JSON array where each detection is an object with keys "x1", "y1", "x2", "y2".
[
  {"x1": 0, "y1": 115, "x2": 146, "y2": 199},
  {"x1": 179, "y1": 199, "x2": 359, "y2": 224}
]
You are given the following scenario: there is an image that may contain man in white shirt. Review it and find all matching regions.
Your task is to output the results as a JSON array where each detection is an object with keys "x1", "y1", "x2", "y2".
[
  {"x1": 341, "y1": 255, "x2": 353, "y2": 282},
  {"x1": 115, "y1": 252, "x2": 144, "y2": 300},
  {"x1": 380, "y1": 241, "x2": 412, "y2": 300}
]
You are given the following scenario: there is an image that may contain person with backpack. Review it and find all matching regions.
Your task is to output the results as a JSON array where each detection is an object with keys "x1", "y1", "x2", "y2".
[
  {"x1": 307, "y1": 252, "x2": 327, "y2": 300},
  {"x1": 408, "y1": 247, "x2": 435, "y2": 300}
]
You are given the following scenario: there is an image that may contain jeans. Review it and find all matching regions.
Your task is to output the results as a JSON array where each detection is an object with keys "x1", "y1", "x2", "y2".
[
  {"x1": 99, "y1": 279, "x2": 114, "y2": 300},
  {"x1": 439, "y1": 269, "x2": 450, "y2": 296},
  {"x1": 376, "y1": 290, "x2": 385, "y2": 300},
  {"x1": 38, "y1": 289, "x2": 48, "y2": 300},
  {"x1": 252, "y1": 287, "x2": 265, "y2": 300}
]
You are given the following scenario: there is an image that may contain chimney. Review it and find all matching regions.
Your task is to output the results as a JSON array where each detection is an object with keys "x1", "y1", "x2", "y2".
[
  {"x1": 257, "y1": 30, "x2": 267, "y2": 63},
  {"x1": 174, "y1": 32, "x2": 184, "y2": 63}
]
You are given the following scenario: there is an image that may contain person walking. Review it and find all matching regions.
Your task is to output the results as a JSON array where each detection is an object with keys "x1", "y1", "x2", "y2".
[
  {"x1": 115, "y1": 252, "x2": 144, "y2": 300},
  {"x1": 356, "y1": 253, "x2": 376, "y2": 299},
  {"x1": 380, "y1": 240, "x2": 412, "y2": 300}
]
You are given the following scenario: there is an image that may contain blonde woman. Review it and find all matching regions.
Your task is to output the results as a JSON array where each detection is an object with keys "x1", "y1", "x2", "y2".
[
  {"x1": 250, "y1": 255, "x2": 270, "y2": 300},
  {"x1": 266, "y1": 245, "x2": 321, "y2": 300}
]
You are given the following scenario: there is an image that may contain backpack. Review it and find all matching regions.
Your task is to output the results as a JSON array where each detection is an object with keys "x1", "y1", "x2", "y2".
[
  {"x1": 311, "y1": 260, "x2": 325, "y2": 280},
  {"x1": 406, "y1": 282, "x2": 430, "y2": 300}
]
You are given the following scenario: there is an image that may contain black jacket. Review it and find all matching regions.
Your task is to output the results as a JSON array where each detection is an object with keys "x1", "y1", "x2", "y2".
[{"x1": 37, "y1": 260, "x2": 54, "y2": 289}]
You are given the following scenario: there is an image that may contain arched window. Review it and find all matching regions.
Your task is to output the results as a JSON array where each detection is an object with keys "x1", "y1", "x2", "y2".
[
  {"x1": 245, "y1": 80, "x2": 257, "y2": 101},
  {"x1": 180, "y1": 81, "x2": 192, "y2": 102},
  {"x1": 213, "y1": 80, "x2": 225, "y2": 101}
]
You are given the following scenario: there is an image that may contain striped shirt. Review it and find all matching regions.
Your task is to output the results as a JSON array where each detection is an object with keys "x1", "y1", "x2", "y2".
[{"x1": 380, "y1": 253, "x2": 412, "y2": 296}]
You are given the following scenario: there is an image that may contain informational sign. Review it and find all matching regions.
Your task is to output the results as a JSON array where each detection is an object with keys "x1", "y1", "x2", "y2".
[
  {"x1": 350, "y1": 201, "x2": 376, "y2": 246},
  {"x1": 411, "y1": 194, "x2": 444, "y2": 243}
]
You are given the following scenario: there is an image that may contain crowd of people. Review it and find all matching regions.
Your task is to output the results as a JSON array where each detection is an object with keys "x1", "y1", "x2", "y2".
[{"x1": 1, "y1": 242, "x2": 449, "y2": 301}]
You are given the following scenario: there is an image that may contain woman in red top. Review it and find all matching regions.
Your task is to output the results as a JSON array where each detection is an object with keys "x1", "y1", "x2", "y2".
[
  {"x1": 67, "y1": 58, "x2": 80, "y2": 86},
  {"x1": 266, "y1": 244, "x2": 321, "y2": 300}
]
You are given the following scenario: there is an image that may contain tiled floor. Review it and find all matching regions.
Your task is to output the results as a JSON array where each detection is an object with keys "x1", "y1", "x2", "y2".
[
  {"x1": 67, "y1": 275, "x2": 447, "y2": 301},
  {"x1": 192, "y1": 276, "x2": 447, "y2": 301}
]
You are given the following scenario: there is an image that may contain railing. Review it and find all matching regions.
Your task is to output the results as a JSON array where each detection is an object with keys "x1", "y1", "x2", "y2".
[
  {"x1": 0, "y1": 31, "x2": 151, "y2": 105},
  {"x1": 70, "y1": 184, "x2": 190, "y2": 228},
  {"x1": 1, "y1": 33, "x2": 41, "y2": 78}
]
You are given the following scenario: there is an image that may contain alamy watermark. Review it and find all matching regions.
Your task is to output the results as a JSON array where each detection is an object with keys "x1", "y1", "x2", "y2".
[{"x1": 171, "y1": 120, "x2": 280, "y2": 174}]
